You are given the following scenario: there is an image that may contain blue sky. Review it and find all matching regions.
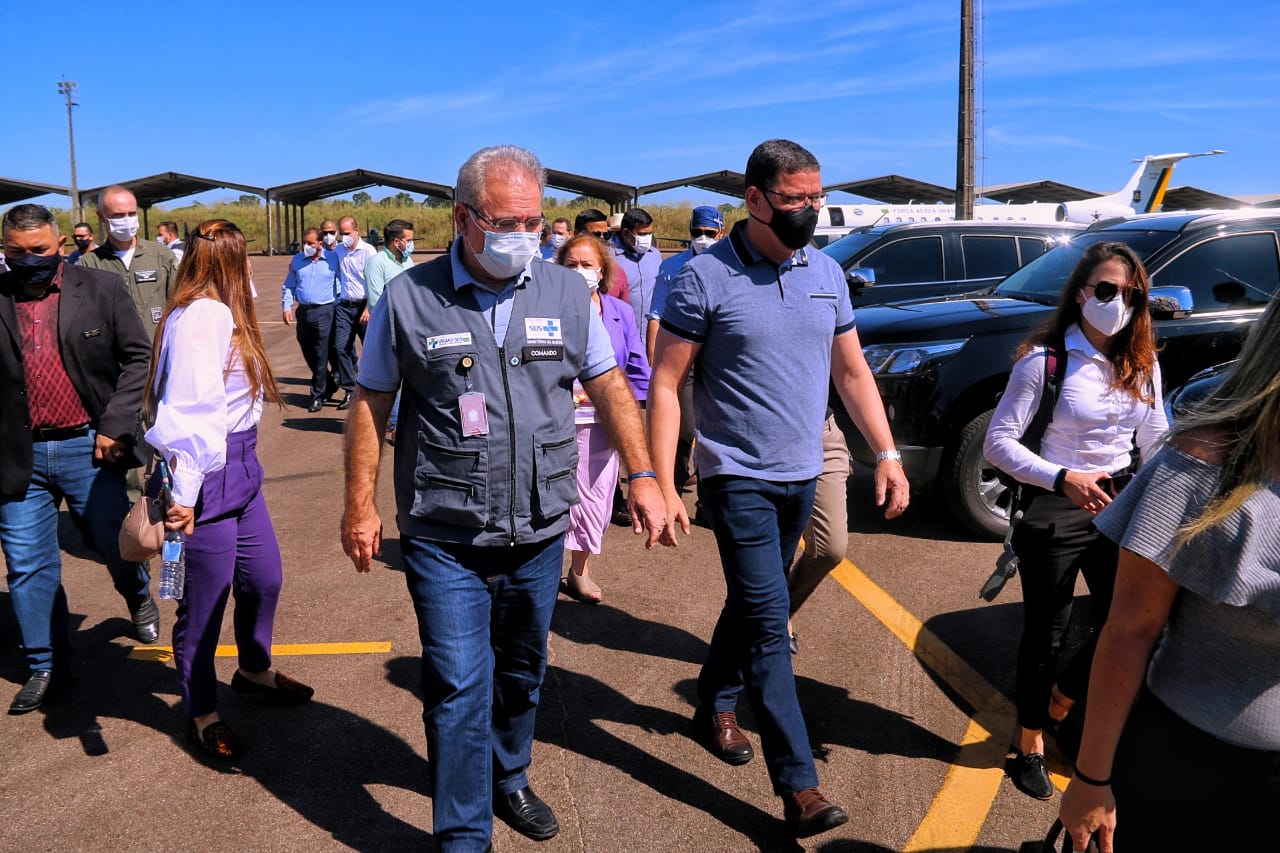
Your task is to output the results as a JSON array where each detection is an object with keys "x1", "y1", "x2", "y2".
[{"x1": 3, "y1": 0, "x2": 1277, "y2": 208}]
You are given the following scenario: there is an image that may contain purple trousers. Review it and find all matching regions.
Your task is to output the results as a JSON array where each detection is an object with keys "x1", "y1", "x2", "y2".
[{"x1": 172, "y1": 428, "x2": 282, "y2": 717}]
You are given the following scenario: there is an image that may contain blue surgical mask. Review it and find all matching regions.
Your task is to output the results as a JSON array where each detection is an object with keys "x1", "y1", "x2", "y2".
[
  {"x1": 341, "y1": 233, "x2": 355, "y2": 248},
  {"x1": 403, "y1": 240, "x2": 415, "y2": 256}
]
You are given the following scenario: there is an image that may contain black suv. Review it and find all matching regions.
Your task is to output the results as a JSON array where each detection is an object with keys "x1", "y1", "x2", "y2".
[
  {"x1": 838, "y1": 210, "x2": 1280, "y2": 538},
  {"x1": 821, "y1": 221, "x2": 1084, "y2": 308}
]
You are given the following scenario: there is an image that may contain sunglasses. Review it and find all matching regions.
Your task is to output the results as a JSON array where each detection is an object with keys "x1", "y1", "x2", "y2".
[
  {"x1": 1084, "y1": 280, "x2": 1146, "y2": 307},
  {"x1": 690, "y1": 228, "x2": 719, "y2": 238},
  {"x1": 321, "y1": 230, "x2": 337, "y2": 235}
]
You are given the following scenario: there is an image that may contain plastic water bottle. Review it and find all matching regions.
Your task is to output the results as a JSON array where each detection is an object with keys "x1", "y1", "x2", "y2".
[{"x1": 158, "y1": 530, "x2": 186, "y2": 600}]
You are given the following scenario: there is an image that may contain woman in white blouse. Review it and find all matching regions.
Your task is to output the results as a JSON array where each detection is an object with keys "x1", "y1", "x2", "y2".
[
  {"x1": 145, "y1": 219, "x2": 312, "y2": 760},
  {"x1": 983, "y1": 241, "x2": 1167, "y2": 801}
]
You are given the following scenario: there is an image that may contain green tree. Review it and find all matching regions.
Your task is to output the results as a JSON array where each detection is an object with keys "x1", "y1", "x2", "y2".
[
  {"x1": 235, "y1": 194, "x2": 261, "y2": 207},
  {"x1": 352, "y1": 191, "x2": 372, "y2": 206}
]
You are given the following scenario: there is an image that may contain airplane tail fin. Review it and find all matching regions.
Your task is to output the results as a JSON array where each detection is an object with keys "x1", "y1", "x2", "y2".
[{"x1": 1056, "y1": 150, "x2": 1225, "y2": 222}]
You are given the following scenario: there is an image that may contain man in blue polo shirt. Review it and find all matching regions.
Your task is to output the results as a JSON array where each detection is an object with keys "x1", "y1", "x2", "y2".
[
  {"x1": 648, "y1": 139, "x2": 910, "y2": 840},
  {"x1": 282, "y1": 227, "x2": 340, "y2": 412}
]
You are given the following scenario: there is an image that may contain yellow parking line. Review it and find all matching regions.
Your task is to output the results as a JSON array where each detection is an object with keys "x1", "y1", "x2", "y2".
[
  {"x1": 830, "y1": 560, "x2": 1068, "y2": 849},
  {"x1": 129, "y1": 641, "x2": 392, "y2": 662}
]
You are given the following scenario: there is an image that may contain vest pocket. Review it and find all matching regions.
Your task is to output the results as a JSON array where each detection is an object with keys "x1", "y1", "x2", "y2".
[
  {"x1": 410, "y1": 437, "x2": 488, "y2": 528},
  {"x1": 532, "y1": 429, "x2": 579, "y2": 520}
]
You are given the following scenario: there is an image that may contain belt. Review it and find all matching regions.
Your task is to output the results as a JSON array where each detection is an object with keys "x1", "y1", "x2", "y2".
[
  {"x1": 32, "y1": 423, "x2": 91, "y2": 442},
  {"x1": 340, "y1": 298, "x2": 366, "y2": 306}
]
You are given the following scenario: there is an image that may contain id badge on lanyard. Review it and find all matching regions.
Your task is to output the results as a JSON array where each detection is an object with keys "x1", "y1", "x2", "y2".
[{"x1": 457, "y1": 355, "x2": 489, "y2": 436}]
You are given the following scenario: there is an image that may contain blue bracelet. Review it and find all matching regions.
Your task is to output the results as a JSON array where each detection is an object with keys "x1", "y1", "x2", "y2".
[{"x1": 627, "y1": 471, "x2": 657, "y2": 482}]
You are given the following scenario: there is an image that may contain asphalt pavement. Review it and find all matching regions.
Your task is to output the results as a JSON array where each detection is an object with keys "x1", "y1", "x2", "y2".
[{"x1": 0, "y1": 254, "x2": 1076, "y2": 852}]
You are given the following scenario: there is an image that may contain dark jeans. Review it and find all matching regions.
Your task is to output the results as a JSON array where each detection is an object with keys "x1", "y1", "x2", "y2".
[
  {"x1": 401, "y1": 534, "x2": 563, "y2": 852},
  {"x1": 332, "y1": 299, "x2": 366, "y2": 393},
  {"x1": 1113, "y1": 686, "x2": 1279, "y2": 849},
  {"x1": 675, "y1": 371, "x2": 695, "y2": 490},
  {"x1": 294, "y1": 302, "x2": 336, "y2": 403},
  {"x1": 696, "y1": 474, "x2": 820, "y2": 795},
  {"x1": 1011, "y1": 489, "x2": 1118, "y2": 731}
]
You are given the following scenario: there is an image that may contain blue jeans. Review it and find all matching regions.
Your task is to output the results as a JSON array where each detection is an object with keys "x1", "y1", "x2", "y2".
[
  {"x1": 696, "y1": 475, "x2": 820, "y2": 795},
  {"x1": 0, "y1": 432, "x2": 151, "y2": 672},
  {"x1": 402, "y1": 534, "x2": 563, "y2": 852}
]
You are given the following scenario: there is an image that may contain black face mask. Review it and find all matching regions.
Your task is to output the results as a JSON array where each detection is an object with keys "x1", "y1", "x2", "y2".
[
  {"x1": 73, "y1": 238, "x2": 93, "y2": 252},
  {"x1": 6, "y1": 252, "x2": 62, "y2": 288},
  {"x1": 752, "y1": 192, "x2": 819, "y2": 250}
]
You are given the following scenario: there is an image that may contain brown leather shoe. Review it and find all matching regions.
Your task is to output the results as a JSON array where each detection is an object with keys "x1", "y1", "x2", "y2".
[
  {"x1": 783, "y1": 787, "x2": 849, "y2": 838},
  {"x1": 691, "y1": 706, "x2": 754, "y2": 765}
]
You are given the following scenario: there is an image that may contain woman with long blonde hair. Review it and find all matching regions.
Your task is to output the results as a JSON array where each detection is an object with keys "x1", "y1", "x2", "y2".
[
  {"x1": 145, "y1": 219, "x2": 312, "y2": 760},
  {"x1": 1060, "y1": 296, "x2": 1280, "y2": 851}
]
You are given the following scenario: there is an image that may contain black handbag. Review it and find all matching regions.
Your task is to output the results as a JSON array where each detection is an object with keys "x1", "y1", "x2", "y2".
[{"x1": 1019, "y1": 818, "x2": 1099, "y2": 853}]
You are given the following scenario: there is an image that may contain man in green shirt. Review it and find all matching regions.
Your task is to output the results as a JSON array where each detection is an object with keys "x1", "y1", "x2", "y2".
[
  {"x1": 362, "y1": 219, "x2": 414, "y2": 441},
  {"x1": 77, "y1": 185, "x2": 177, "y2": 340}
]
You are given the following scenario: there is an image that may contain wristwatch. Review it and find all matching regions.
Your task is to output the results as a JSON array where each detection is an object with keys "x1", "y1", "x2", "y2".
[{"x1": 875, "y1": 450, "x2": 903, "y2": 463}]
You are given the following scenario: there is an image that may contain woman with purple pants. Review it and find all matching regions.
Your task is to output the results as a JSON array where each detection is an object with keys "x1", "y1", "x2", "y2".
[{"x1": 145, "y1": 219, "x2": 313, "y2": 760}]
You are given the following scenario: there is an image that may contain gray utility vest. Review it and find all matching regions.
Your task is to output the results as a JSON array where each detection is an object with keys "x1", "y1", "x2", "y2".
[{"x1": 384, "y1": 256, "x2": 592, "y2": 547}]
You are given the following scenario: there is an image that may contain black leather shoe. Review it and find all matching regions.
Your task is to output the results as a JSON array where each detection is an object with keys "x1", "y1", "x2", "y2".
[
  {"x1": 131, "y1": 596, "x2": 161, "y2": 644},
  {"x1": 9, "y1": 671, "x2": 54, "y2": 714},
  {"x1": 494, "y1": 786, "x2": 559, "y2": 841},
  {"x1": 1008, "y1": 750, "x2": 1054, "y2": 800},
  {"x1": 336, "y1": 393, "x2": 354, "y2": 411},
  {"x1": 307, "y1": 398, "x2": 323, "y2": 413}
]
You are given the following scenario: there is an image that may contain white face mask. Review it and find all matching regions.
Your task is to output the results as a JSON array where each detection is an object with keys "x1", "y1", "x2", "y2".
[
  {"x1": 157, "y1": 236, "x2": 167, "y2": 245},
  {"x1": 107, "y1": 215, "x2": 139, "y2": 242},
  {"x1": 323, "y1": 233, "x2": 337, "y2": 248},
  {"x1": 341, "y1": 233, "x2": 356, "y2": 248},
  {"x1": 473, "y1": 229, "x2": 540, "y2": 280},
  {"x1": 630, "y1": 233, "x2": 653, "y2": 254},
  {"x1": 1081, "y1": 295, "x2": 1134, "y2": 337},
  {"x1": 575, "y1": 267, "x2": 600, "y2": 290},
  {"x1": 549, "y1": 233, "x2": 567, "y2": 250},
  {"x1": 303, "y1": 244, "x2": 318, "y2": 258},
  {"x1": 691, "y1": 235, "x2": 716, "y2": 255}
]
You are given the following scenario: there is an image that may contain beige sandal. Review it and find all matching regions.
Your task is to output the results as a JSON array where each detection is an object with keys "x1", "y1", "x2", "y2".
[{"x1": 562, "y1": 572, "x2": 602, "y2": 604}]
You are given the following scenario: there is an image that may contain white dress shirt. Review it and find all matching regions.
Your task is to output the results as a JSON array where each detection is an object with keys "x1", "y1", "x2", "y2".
[
  {"x1": 145, "y1": 298, "x2": 263, "y2": 506},
  {"x1": 336, "y1": 240, "x2": 378, "y2": 300},
  {"x1": 984, "y1": 323, "x2": 1169, "y2": 491}
]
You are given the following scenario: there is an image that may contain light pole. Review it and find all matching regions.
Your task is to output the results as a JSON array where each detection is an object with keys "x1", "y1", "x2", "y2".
[{"x1": 57, "y1": 78, "x2": 81, "y2": 222}]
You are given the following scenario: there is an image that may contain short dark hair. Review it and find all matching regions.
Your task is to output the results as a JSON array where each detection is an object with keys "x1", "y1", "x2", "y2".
[
  {"x1": 621, "y1": 208, "x2": 653, "y2": 232},
  {"x1": 158, "y1": 220, "x2": 179, "y2": 234},
  {"x1": 745, "y1": 139, "x2": 820, "y2": 191},
  {"x1": 574, "y1": 208, "x2": 608, "y2": 234},
  {"x1": 552, "y1": 217, "x2": 571, "y2": 230},
  {"x1": 2, "y1": 204, "x2": 58, "y2": 236},
  {"x1": 73, "y1": 221, "x2": 93, "y2": 232},
  {"x1": 383, "y1": 219, "x2": 413, "y2": 244},
  {"x1": 303, "y1": 227, "x2": 320, "y2": 240}
]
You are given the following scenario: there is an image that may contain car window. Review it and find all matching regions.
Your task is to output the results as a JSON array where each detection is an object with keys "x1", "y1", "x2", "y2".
[
  {"x1": 861, "y1": 236, "x2": 944, "y2": 284},
  {"x1": 961, "y1": 235, "x2": 1019, "y2": 279},
  {"x1": 1018, "y1": 237, "x2": 1049, "y2": 264},
  {"x1": 1151, "y1": 231, "x2": 1280, "y2": 309},
  {"x1": 821, "y1": 230, "x2": 886, "y2": 267},
  {"x1": 998, "y1": 230, "x2": 1178, "y2": 299}
]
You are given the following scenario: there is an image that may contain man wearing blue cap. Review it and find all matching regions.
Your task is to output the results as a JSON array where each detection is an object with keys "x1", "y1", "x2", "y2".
[{"x1": 646, "y1": 205, "x2": 725, "y2": 494}]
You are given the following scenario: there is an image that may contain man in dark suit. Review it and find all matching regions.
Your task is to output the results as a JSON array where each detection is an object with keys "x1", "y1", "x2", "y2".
[{"x1": 1, "y1": 204, "x2": 158, "y2": 715}]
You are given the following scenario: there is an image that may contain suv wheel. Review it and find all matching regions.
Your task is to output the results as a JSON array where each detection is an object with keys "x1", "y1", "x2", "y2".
[{"x1": 941, "y1": 409, "x2": 1015, "y2": 540}]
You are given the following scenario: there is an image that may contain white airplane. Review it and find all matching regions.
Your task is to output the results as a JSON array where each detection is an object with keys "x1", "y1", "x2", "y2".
[{"x1": 815, "y1": 150, "x2": 1225, "y2": 243}]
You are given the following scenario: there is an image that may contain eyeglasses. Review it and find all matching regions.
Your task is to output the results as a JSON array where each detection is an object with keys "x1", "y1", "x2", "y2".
[
  {"x1": 467, "y1": 205, "x2": 545, "y2": 234},
  {"x1": 321, "y1": 229, "x2": 337, "y2": 235},
  {"x1": 1083, "y1": 280, "x2": 1147, "y2": 307},
  {"x1": 587, "y1": 228, "x2": 609, "y2": 238},
  {"x1": 764, "y1": 188, "x2": 827, "y2": 210},
  {"x1": 690, "y1": 228, "x2": 720, "y2": 238}
]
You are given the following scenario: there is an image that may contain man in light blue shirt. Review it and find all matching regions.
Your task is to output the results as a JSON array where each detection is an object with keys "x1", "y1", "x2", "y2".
[
  {"x1": 333, "y1": 215, "x2": 378, "y2": 409},
  {"x1": 281, "y1": 227, "x2": 339, "y2": 412},
  {"x1": 538, "y1": 216, "x2": 571, "y2": 261},
  {"x1": 609, "y1": 207, "x2": 663, "y2": 346}
]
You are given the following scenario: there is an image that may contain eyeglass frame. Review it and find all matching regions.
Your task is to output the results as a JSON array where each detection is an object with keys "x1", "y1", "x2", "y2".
[
  {"x1": 762, "y1": 187, "x2": 827, "y2": 210},
  {"x1": 466, "y1": 205, "x2": 546, "y2": 234},
  {"x1": 1082, "y1": 280, "x2": 1146, "y2": 307}
]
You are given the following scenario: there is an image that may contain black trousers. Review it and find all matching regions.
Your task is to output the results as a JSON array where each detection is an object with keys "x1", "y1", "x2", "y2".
[
  {"x1": 675, "y1": 370, "x2": 696, "y2": 490},
  {"x1": 1113, "y1": 686, "x2": 1279, "y2": 849},
  {"x1": 294, "y1": 302, "x2": 336, "y2": 402},
  {"x1": 333, "y1": 299, "x2": 366, "y2": 393},
  {"x1": 1010, "y1": 488, "x2": 1118, "y2": 731}
]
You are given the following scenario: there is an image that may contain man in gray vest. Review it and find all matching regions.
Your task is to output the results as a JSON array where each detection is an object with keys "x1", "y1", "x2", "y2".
[{"x1": 341, "y1": 145, "x2": 671, "y2": 852}]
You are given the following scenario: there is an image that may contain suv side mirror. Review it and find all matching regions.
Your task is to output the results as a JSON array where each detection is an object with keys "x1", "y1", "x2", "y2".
[
  {"x1": 847, "y1": 267, "x2": 876, "y2": 289},
  {"x1": 1148, "y1": 285, "x2": 1194, "y2": 320}
]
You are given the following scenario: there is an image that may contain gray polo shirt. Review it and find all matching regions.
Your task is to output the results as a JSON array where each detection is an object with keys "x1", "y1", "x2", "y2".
[{"x1": 661, "y1": 221, "x2": 855, "y2": 481}]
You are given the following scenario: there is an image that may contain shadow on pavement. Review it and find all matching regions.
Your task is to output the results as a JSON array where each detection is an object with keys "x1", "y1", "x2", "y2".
[
  {"x1": 0, "y1": 605, "x2": 432, "y2": 852},
  {"x1": 280, "y1": 415, "x2": 346, "y2": 435}
]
